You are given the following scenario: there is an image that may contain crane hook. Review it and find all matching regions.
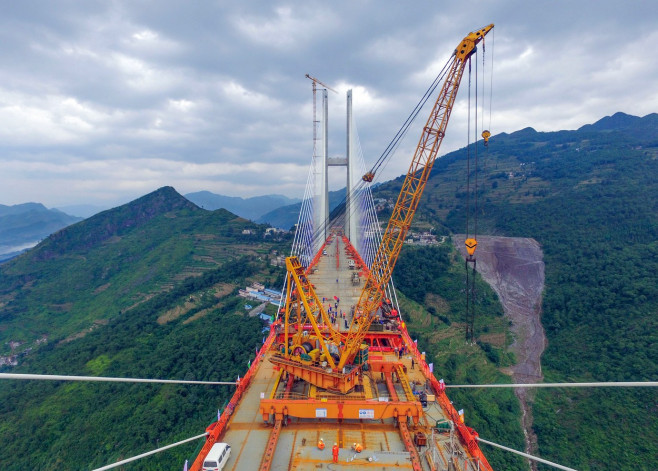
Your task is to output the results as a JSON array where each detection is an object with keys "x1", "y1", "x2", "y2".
[
  {"x1": 362, "y1": 171, "x2": 375, "y2": 183},
  {"x1": 465, "y1": 238, "x2": 477, "y2": 257},
  {"x1": 481, "y1": 130, "x2": 491, "y2": 147}
]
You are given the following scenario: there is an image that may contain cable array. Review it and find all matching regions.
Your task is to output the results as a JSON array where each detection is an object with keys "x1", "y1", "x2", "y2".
[{"x1": 0, "y1": 373, "x2": 237, "y2": 385}]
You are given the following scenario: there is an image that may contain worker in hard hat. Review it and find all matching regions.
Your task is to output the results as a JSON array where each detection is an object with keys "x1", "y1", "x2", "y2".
[
  {"x1": 352, "y1": 442, "x2": 363, "y2": 453},
  {"x1": 318, "y1": 437, "x2": 325, "y2": 450},
  {"x1": 332, "y1": 443, "x2": 339, "y2": 462}
]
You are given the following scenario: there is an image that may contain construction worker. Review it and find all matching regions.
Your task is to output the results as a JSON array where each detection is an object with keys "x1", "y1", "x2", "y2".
[
  {"x1": 352, "y1": 442, "x2": 363, "y2": 453},
  {"x1": 332, "y1": 443, "x2": 339, "y2": 462},
  {"x1": 318, "y1": 437, "x2": 325, "y2": 450}
]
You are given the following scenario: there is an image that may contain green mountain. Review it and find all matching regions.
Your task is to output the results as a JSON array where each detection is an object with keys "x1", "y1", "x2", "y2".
[
  {"x1": 0, "y1": 203, "x2": 81, "y2": 261},
  {"x1": 185, "y1": 190, "x2": 300, "y2": 221},
  {"x1": 0, "y1": 186, "x2": 290, "y2": 470},
  {"x1": 376, "y1": 112, "x2": 658, "y2": 470},
  {"x1": 1, "y1": 111, "x2": 656, "y2": 470},
  {"x1": 257, "y1": 188, "x2": 346, "y2": 229},
  {"x1": 0, "y1": 186, "x2": 289, "y2": 354}
]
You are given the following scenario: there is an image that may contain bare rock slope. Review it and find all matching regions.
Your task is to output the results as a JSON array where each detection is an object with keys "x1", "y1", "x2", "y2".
[{"x1": 455, "y1": 235, "x2": 546, "y2": 467}]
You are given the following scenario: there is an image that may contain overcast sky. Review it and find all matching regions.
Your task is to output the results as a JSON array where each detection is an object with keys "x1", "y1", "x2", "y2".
[{"x1": 1, "y1": 1, "x2": 657, "y2": 209}]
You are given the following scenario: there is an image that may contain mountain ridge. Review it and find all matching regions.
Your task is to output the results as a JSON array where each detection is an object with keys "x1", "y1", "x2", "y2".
[
  {"x1": 185, "y1": 190, "x2": 300, "y2": 221},
  {"x1": 372, "y1": 110, "x2": 658, "y2": 470},
  {"x1": 0, "y1": 185, "x2": 285, "y2": 353},
  {"x1": 0, "y1": 112, "x2": 656, "y2": 469},
  {"x1": 35, "y1": 186, "x2": 199, "y2": 260},
  {"x1": 0, "y1": 203, "x2": 82, "y2": 261}
]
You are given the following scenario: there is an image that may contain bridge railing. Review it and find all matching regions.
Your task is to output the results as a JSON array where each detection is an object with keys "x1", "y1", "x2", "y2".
[
  {"x1": 399, "y1": 325, "x2": 493, "y2": 471},
  {"x1": 189, "y1": 322, "x2": 278, "y2": 471}
]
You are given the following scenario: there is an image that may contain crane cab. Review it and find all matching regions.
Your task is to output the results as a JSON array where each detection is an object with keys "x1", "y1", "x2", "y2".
[{"x1": 202, "y1": 442, "x2": 231, "y2": 471}]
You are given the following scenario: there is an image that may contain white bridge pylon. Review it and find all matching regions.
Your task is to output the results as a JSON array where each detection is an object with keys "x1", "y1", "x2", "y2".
[{"x1": 292, "y1": 89, "x2": 380, "y2": 269}]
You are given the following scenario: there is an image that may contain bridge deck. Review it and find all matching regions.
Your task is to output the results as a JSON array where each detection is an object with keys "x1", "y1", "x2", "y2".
[
  {"x1": 309, "y1": 235, "x2": 363, "y2": 331},
  {"x1": 216, "y1": 236, "x2": 482, "y2": 470}
]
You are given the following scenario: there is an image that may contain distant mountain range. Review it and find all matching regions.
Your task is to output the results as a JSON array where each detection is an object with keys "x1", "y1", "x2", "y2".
[
  {"x1": 185, "y1": 191, "x2": 300, "y2": 221},
  {"x1": 0, "y1": 203, "x2": 81, "y2": 261},
  {"x1": 0, "y1": 191, "x2": 299, "y2": 262},
  {"x1": 55, "y1": 204, "x2": 108, "y2": 218},
  {"x1": 256, "y1": 188, "x2": 347, "y2": 229}
]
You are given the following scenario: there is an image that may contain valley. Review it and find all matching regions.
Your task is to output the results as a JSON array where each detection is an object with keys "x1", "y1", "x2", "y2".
[{"x1": 0, "y1": 113, "x2": 656, "y2": 470}]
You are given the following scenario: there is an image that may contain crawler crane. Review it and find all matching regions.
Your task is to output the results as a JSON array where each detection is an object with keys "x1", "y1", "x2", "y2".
[{"x1": 270, "y1": 25, "x2": 494, "y2": 393}]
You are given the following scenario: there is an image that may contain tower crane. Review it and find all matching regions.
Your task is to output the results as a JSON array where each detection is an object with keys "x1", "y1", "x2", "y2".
[
  {"x1": 305, "y1": 74, "x2": 337, "y2": 150},
  {"x1": 305, "y1": 73, "x2": 337, "y2": 94},
  {"x1": 273, "y1": 25, "x2": 494, "y2": 392}
]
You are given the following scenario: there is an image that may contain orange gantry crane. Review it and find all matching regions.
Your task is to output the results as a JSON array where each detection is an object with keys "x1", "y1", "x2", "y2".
[{"x1": 272, "y1": 24, "x2": 495, "y2": 393}]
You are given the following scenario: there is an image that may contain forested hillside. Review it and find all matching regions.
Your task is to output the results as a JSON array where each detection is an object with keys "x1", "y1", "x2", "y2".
[
  {"x1": 0, "y1": 186, "x2": 289, "y2": 469},
  {"x1": 1, "y1": 112, "x2": 655, "y2": 470},
  {"x1": 0, "y1": 186, "x2": 288, "y2": 356},
  {"x1": 396, "y1": 243, "x2": 527, "y2": 470},
  {"x1": 380, "y1": 112, "x2": 658, "y2": 470}
]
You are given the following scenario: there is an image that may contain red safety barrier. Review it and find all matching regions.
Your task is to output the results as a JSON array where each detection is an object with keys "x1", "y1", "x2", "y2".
[
  {"x1": 341, "y1": 236, "x2": 370, "y2": 278},
  {"x1": 190, "y1": 322, "x2": 279, "y2": 471},
  {"x1": 398, "y1": 324, "x2": 493, "y2": 471},
  {"x1": 306, "y1": 240, "x2": 328, "y2": 273}
]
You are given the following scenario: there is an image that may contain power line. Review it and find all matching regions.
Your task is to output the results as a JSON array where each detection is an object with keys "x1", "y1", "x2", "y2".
[
  {"x1": 0, "y1": 373, "x2": 237, "y2": 385},
  {"x1": 91, "y1": 432, "x2": 208, "y2": 471},
  {"x1": 446, "y1": 381, "x2": 658, "y2": 389}
]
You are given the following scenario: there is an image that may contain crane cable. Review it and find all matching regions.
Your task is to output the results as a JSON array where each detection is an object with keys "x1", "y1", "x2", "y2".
[
  {"x1": 464, "y1": 55, "x2": 477, "y2": 343},
  {"x1": 366, "y1": 56, "x2": 453, "y2": 178},
  {"x1": 464, "y1": 40, "x2": 491, "y2": 343},
  {"x1": 476, "y1": 437, "x2": 577, "y2": 471}
]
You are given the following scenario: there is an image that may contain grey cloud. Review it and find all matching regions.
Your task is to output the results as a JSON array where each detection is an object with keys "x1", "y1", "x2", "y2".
[{"x1": 1, "y1": 1, "x2": 657, "y2": 206}]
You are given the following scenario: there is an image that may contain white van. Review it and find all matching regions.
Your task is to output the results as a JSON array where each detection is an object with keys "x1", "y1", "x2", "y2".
[{"x1": 202, "y1": 442, "x2": 231, "y2": 471}]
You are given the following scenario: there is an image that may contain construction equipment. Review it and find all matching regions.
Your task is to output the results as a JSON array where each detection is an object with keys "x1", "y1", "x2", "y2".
[
  {"x1": 273, "y1": 25, "x2": 495, "y2": 391},
  {"x1": 306, "y1": 74, "x2": 337, "y2": 152},
  {"x1": 482, "y1": 129, "x2": 491, "y2": 146},
  {"x1": 340, "y1": 24, "x2": 494, "y2": 370}
]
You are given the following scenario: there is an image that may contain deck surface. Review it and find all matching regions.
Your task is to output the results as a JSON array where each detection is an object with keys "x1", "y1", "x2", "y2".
[
  {"x1": 218, "y1": 236, "x2": 482, "y2": 471},
  {"x1": 310, "y1": 236, "x2": 362, "y2": 331}
]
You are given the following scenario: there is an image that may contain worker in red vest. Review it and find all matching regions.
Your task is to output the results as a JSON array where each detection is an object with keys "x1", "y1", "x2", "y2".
[
  {"x1": 332, "y1": 443, "x2": 339, "y2": 462},
  {"x1": 318, "y1": 437, "x2": 325, "y2": 450}
]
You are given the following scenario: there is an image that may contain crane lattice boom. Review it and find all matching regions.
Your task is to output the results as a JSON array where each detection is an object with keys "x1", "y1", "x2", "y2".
[{"x1": 338, "y1": 24, "x2": 494, "y2": 369}]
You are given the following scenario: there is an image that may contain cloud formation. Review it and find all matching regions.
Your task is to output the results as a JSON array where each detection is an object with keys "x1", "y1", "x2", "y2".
[{"x1": 1, "y1": 1, "x2": 657, "y2": 207}]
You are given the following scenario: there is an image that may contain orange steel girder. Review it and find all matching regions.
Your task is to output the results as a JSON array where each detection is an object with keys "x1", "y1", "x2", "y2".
[
  {"x1": 259, "y1": 419, "x2": 282, "y2": 471},
  {"x1": 339, "y1": 24, "x2": 494, "y2": 370},
  {"x1": 269, "y1": 355, "x2": 359, "y2": 394},
  {"x1": 399, "y1": 420, "x2": 423, "y2": 471},
  {"x1": 261, "y1": 397, "x2": 423, "y2": 423}
]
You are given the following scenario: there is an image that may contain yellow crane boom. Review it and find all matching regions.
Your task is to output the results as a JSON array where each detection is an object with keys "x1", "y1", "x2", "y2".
[{"x1": 338, "y1": 24, "x2": 494, "y2": 369}]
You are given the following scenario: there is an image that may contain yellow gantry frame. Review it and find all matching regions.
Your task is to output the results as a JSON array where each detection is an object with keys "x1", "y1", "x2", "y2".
[
  {"x1": 282, "y1": 256, "x2": 342, "y2": 369},
  {"x1": 337, "y1": 24, "x2": 494, "y2": 370}
]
